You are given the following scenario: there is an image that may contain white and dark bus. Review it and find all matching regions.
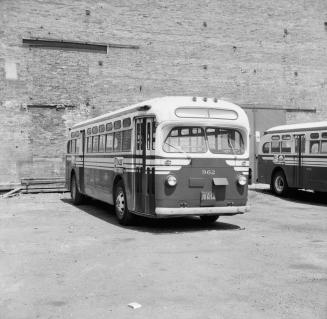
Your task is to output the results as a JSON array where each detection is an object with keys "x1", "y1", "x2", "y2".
[
  {"x1": 66, "y1": 96, "x2": 250, "y2": 225},
  {"x1": 257, "y1": 121, "x2": 327, "y2": 196}
]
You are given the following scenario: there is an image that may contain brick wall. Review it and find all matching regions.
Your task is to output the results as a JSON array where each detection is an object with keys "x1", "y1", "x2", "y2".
[{"x1": 0, "y1": 0, "x2": 326, "y2": 184}]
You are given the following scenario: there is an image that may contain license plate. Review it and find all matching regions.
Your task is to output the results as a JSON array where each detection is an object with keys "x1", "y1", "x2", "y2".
[{"x1": 200, "y1": 191, "x2": 216, "y2": 206}]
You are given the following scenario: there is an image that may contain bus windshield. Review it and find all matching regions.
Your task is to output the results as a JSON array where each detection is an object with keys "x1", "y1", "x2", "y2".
[
  {"x1": 206, "y1": 127, "x2": 244, "y2": 155},
  {"x1": 163, "y1": 126, "x2": 244, "y2": 154},
  {"x1": 163, "y1": 127, "x2": 207, "y2": 153}
]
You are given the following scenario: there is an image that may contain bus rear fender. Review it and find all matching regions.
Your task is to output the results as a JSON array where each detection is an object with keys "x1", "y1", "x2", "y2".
[{"x1": 68, "y1": 168, "x2": 79, "y2": 191}]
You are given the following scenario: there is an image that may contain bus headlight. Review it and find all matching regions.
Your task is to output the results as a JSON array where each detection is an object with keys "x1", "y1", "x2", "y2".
[
  {"x1": 166, "y1": 175, "x2": 177, "y2": 187},
  {"x1": 237, "y1": 174, "x2": 247, "y2": 186}
]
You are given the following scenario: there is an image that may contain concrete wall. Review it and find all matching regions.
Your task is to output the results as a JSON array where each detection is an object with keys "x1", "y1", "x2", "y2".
[{"x1": 0, "y1": 0, "x2": 326, "y2": 184}]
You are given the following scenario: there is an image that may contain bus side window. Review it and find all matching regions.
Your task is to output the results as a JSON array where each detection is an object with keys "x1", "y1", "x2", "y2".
[
  {"x1": 92, "y1": 136, "x2": 99, "y2": 152},
  {"x1": 152, "y1": 122, "x2": 156, "y2": 150},
  {"x1": 281, "y1": 141, "x2": 291, "y2": 153},
  {"x1": 147, "y1": 122, "x2": 151, "y2": 150},
  {"x1": 136, "y1": 123, "x2": 141, "y2": 150},
  {"x1": 122, "y1": 130, "x2": 132, "y2": 152},
  {"x1": 262, "y1": 142, "x2": 270, "y2": 153},
  {"x1": 87, "y1": 137, "x2": 91, "y2": 153},
  {"x1": 310, "y1": 140, "x2": 320, "y2": 154},
  {"x1": 321, "y1": 141, "x2": 327, "y2": 153},
  {"x1": 99, "y1": 135, "x2": 106, "y2": 152},
  {"x1": 295, "y1": 136, "x2": 305, "y2": 153},
  {"x1": 106, "y1": 133, "x2": 113, "y2": 152},
  {"x1": 72, "y1": 139, "x2": 76, "y2": 153},
  {"x1": 271, "y1": 141, "x2": 280, "y2": 153},
  {"x1": 114, "y1": 131, "x2": 122, "y2": 152}
]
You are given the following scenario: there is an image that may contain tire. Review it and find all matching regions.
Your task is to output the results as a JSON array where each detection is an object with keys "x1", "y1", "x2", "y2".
[
  {"x1": 271, "y1": 171, "x2": 288, "y2": 196},
  {"x1": 200, "y1": 215, "x2": 219, "y2": 224},
  {"x1": 71, "y1": 174, "x2": 85, "y2": 205},
  {"x1": 114, "y1": 181, "x2": 134, "y2": 225}
]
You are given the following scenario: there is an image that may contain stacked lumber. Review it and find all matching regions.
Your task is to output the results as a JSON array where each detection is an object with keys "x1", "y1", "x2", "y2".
[{"x1": 21, "y1": 178, "x2": 68, "y2": 194}]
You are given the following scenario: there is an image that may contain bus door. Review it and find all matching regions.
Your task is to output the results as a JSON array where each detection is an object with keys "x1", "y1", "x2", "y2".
[
  {"x1": 294, "y1": 134, "x2": 305, "y2": 188},
  {"x1": 78, "y1": 129, "x2": 86, "y2": 192},
  {"x1": 134, "y1": 117, "x2": 156, "y2": 215}
]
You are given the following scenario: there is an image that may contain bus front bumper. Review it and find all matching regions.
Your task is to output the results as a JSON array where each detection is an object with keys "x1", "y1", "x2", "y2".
[{"x1": 155, "y1": 205, "x2": 249, "y2": 218}]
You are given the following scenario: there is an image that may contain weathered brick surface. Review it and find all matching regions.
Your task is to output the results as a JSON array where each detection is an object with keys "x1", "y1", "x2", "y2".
[{"x1": 0, "y1": 0, "x2": 326, "y2": 183}]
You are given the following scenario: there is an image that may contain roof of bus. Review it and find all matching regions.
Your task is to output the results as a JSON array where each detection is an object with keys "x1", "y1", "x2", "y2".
[
  {"x1": 71, "y1": 96, "x2": 249, "y2": 131},
  {"x1": 266, "y1": 121, "x2": 327, "y2": 134}
]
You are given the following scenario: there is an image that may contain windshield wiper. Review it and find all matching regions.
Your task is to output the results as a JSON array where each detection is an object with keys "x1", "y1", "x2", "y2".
[
  {"x1": 227, "y1": 137, "x2": 237, "y2": 157},
  {"x1": 164, "y1": 142, "x2": 191, "y2": 160}
]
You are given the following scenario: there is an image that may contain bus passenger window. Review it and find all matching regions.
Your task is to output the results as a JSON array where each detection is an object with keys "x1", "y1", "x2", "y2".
[
  {"x1": 71, "y1": 140, "x2": 76, "y2": 153},
  {"x1": 123, "y1": 118, "x2": 131, "y2": 127},
  {"x1": 122, "y1": 130, "x2": 132, "y2": 152},
  {"x1": 281, "y1": 141, "x2": 291, "y2": 153},
  {"x1": 152, "y1": 122, "x2": 156, "y2": 150},
  {"x1": 114, "y1": 120, "x2": 121, "y2": 130},
  {"x1": 99, "y1": 135, "x2": 106, "y2": 152},
  {"x1": 92, "y1": 136, "x2": 99, "y2": 152},
  {"x1": 271, "y1": 141, "x2": 280, "y2": 153},
  {"x1": 106, "y1": 123, "x2": 112, "y2": 131},
  {"x1": 106, "y1": 133, "x2": 113, "y2": 152},
  {"x1": 136, "y1": 123, "x2": 142, "y2": 150},
  {"x1": 262, "y1": 142, "x2": 270, "y2": 153},
  {"x1": 114, "y1": 132, "x2": 122, "y2": 152},
  {"x1": 87, "y1": 137, "x2": 92, "y2": 153},
  {"x1": 322, "y1": 132, "x2": 327, "y2": 139},
  {"x1": 147, "y1": 122, "x2": 151, "y2": 150},
  {"x1": 310, "y1": 141, "x2": 320, "y2": 154},
  {"x1": 321, "y1": 141, "x2": 327, "y2": 153},
  {"x1": 310, "y1": 132, "x2": 319, "y2": 139}
]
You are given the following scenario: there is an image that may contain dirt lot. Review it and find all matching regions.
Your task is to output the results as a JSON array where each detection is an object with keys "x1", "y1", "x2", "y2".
[{"x1": 0, "y1": 187, "x2": 326, "y2": 319}]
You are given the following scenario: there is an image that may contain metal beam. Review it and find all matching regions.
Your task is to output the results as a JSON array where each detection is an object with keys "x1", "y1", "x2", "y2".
[
  {"x1": 241, "y1": 104, "x2": 316, "y2": 113},
  {"x1": 22, "y1": 38, "x2": 139, "y2": 52}
]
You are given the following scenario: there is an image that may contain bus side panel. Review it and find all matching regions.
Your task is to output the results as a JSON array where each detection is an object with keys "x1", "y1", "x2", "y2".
[
  {"x1": 82, "y1": 166, "x2": 135, "y2": 207},
  {"x1": 84, "y1": 167, "x2": 114, "y2": 204},
  {"x1": 303, "y1": 161, "x2": 327, "y2": 192},
  {"x1": 257, "y1": 155, "x2": 273, "y2": 184}
]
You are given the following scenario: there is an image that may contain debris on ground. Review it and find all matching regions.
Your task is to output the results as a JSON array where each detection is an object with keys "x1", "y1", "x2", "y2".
[
  {"x1": 128, "y1": 302, "x2": 142, "y2": 309},
  {"x1": 1, "y1": 187, "x2": 22, "y2": 198}
]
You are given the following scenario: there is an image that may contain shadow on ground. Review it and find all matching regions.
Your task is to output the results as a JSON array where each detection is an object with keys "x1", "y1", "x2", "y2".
[
  {"x1": 251, "y1": 187, "x2": 327, "y2": 207},
  {"x1": 61, "y1": 198, "x2": 243, "y2": 234}
]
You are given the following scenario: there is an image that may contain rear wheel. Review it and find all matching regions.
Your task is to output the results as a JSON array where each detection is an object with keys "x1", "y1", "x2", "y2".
[
  {"x1": 271, "y1": 171, "x2": 288, "y2": 196},
  {"x1": 71, "y1": 174, "x2": 85, "y2": 205},
  {"x1": 200, "y1": 215, "x2": 219, "y2": 224},
  {"x1": 114, "y1": 181, "x2": 134, "y2": 225}
]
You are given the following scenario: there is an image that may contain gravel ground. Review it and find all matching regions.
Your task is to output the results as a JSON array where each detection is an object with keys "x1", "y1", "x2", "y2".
[{"x1": 0, "y1": 187, "x2": 326, "y2": 319}]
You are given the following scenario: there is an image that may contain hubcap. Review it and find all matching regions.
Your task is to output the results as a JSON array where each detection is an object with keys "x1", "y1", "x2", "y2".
[
  {"x1": 275, "y1": 176, "x2": 284, "y2": 193},
  {"x1": 115, "y1": 190, "x2": 125, "y2": 218}
]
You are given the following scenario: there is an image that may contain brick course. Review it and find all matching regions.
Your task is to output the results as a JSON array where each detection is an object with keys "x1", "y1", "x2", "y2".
[{"x1": 0, "y1": 0, "x2": 326, "y2": 183}]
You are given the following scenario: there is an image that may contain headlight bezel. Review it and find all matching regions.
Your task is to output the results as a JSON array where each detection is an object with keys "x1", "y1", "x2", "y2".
[
  {"x1": 237, "y1": 174, "x2": 247, "y2": 186},
  {"x1": 166, "y1": 175, "x2": 177, "y2": 187}
]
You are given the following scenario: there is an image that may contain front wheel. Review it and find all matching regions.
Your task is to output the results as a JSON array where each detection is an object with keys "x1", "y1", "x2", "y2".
[
  {"x1": 271, "y1": 171, "x2": 288, "y2": 196},
  {"x1": 200, "y1": 215, "x2": 219, "y2": 224},
  {"x1": 114, "y1": 181, "x2": 134, "y2": 226}
]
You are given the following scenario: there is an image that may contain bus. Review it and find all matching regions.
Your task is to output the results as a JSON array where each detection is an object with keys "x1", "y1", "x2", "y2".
[
  {"x1": 257, "y1": 121, "x2": 327, "y2": 196},
  {"x1": 66, "y1": 96, "x2": 250, "y2": 225}
]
